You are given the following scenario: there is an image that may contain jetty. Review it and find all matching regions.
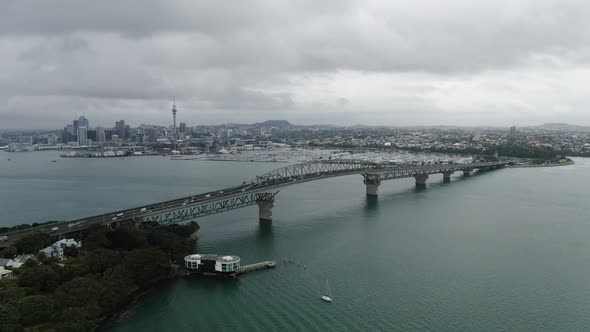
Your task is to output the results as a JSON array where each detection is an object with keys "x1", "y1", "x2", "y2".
[{"x1": 238, "y1": 260, "x2": 276, "y2": 274}]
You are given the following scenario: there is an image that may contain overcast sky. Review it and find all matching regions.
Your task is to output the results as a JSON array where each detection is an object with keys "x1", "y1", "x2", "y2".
[{"x1": 2, "y1": 0, "x2": 590, "y2": 129}]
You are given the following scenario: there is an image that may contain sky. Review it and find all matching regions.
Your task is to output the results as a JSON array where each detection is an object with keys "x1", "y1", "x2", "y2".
[{"x1": 2, "y1": 0, "x2": 590, "y2": 129}]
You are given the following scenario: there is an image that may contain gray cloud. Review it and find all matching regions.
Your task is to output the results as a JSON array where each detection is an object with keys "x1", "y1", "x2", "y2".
[{"x1": 2, "y1": 0, "x2": 590, "y2": 128}]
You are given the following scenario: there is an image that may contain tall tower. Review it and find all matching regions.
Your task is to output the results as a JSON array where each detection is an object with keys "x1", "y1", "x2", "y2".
[{"x1": 172, "y1": 97, "x2": 178, "y2": 140}]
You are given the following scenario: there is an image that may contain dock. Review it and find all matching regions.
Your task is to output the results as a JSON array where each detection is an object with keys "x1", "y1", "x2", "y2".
[{"x1": 238, "y1": 260, "x2": 276, "y2": 274}]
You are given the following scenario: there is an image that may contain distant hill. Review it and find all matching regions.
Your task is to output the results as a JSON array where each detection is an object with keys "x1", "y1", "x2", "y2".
[
  {"x1": 253, "y1": 120, "x2": 294, "y2": 128},
  {"x1": 536, "y1": 123, "x2": 590, "y2": 132}
]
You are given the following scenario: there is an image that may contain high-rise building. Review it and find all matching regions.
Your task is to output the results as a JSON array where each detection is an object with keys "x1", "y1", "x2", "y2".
[
  {"x1": 96, "y1": 126, "x2": 106, "y2": 145},
  {"x1": 78, "y1": 116, "x2": 89, "y2": 129},
  {"x1": 473, "y1": 128, "x2": 481, "y2": 141},
  {"x1": 115, "y1": 120, "x2": 126, "y2": 141},
  {"x1": 77, "y1": 126, "x2": 88, "y2": 146},
  {"x1": 179, "y1": 122, "x2": 187, "y2": 134},
  {"x1": 509, "y1": 126, "x2": 517, "y2": 139}
]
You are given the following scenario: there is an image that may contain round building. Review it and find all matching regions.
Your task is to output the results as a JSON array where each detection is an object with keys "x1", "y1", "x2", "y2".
[{"x1": 184, "y1": 254, "x2": 240, "y2": 275}]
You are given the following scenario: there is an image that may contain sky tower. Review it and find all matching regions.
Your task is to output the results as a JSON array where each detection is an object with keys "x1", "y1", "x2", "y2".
[{"x1": 172, "y1": 96, "x2": 178, "y2": 139}]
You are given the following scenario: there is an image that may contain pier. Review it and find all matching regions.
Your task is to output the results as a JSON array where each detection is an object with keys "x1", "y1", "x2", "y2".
[{"x1": 238, "y1": 260, "x2": 276, "y2": 274}]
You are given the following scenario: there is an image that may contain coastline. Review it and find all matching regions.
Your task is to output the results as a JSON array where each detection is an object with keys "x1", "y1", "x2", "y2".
[{"x1": 509, "y1": 158, "x2": 575, "y2": 168}]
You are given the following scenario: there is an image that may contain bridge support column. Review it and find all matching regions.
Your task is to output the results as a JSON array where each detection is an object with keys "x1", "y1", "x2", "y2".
[
  {"x1": 256, "y1": 199, "x2": 274, "y2": 223},
  {"x1": 443, "y1": 171, "x2": 454, "y2": 183},
  {"x1": 463, "y1": 169, "x2": 473, "y2": 176},
  {"x1": 363, "y1": 179, "x2": 381, "y2": 196},
  {"x1": 414, "y1": 174, "x2": 429, "y2": 188}
]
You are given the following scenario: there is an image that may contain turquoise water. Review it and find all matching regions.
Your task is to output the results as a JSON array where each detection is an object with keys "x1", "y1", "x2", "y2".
[{"x1": 2, "y1": 152, "x2": 590, "y2": 331}]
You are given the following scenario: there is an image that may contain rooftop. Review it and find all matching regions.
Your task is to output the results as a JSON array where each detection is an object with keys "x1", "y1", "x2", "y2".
[{"x1": 184, "y1": 254, "x2": 240, "y2": 264}]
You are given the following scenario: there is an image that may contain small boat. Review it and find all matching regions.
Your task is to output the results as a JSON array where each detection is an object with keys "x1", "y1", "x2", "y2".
[
  {"x1": 321, "y1": 280, "x2": 333, "y2": 302},
  {"x1": 51, "y1": 160, "x2": 57, "y2": 162}
]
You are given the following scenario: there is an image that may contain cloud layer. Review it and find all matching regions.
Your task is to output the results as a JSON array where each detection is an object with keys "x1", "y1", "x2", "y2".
[{"x1": 2, "y1": 0, "x2": 590, "y2": 128}]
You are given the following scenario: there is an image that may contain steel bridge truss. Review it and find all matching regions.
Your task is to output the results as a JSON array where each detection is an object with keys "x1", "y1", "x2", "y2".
[
  {"x1": 141, "y1": 160, "x2": 508, "y2": 225},
  {"x1": 141, "y1": 192, "x2": 277, "y2": 225},
  {"x1": 361, "y1": 161, "x2": 507, "y2": 183},
  {"x1": 250, "y1": 160, "x2": 383, "y2": 188}
]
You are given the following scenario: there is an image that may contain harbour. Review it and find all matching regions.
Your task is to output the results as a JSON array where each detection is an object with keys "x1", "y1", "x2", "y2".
[{"x1": 3, "y1": 152, "x2": 590, "y2": 331}]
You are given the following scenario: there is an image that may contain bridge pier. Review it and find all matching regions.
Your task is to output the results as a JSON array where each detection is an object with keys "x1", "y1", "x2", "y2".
[
  {"x1": 463, "y1": 169, "x2": 473, "y2": 176},
  {"x1": 363, "y1": 179, "x2": 381, "y2": 196},
  {"x1": 443, "y1": 171, "x2": 454, "y2": 183},
  {"x1": 414, "y1": 174, "x2": 429, "y2": 188},
  {"x1": 256, "y1": 199, "x2": 274, "y2": 223}
]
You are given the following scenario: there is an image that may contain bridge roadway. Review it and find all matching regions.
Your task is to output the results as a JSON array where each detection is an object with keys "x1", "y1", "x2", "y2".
[{"x1": 0, "y1": 159, "x2": 509, "y2": 247}]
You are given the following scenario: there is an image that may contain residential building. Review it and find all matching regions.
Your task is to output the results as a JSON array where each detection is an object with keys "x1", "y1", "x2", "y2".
[
  {"x1": 0, "y1": 266, "x2": 13, "y2": 279},
  {"x1": 39, "y1": 239, "x2": 82, "y2": 260}
]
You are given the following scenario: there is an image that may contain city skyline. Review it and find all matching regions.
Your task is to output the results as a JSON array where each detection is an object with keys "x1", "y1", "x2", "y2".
[{"x1": 3, "y1": 1, "x2": 590, "y2": 128}]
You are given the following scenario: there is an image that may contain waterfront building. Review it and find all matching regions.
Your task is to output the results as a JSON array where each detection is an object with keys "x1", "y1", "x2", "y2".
[
  {"x1": 19, "y1": 136, "x2": 33, "y2": 144},
  {"x1": 184, "y1": 254, "x2": 240, "y2": 275},
  {"x1": 96, "y1": 126, "x2": 106, "y2": 145},
  {"x1": 115, "y1": 120, "x2": 126, "y2": 141},
  {"x1": 77, "y1": 126, "x2": 88, "y2": 146}
]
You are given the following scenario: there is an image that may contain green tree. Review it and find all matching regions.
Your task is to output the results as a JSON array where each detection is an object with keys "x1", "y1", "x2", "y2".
[
  {"x1": 17, "y1": 295, "x2": 55, "y2": 326},
  {"x1": 14, "y1": 234, "x2": 52, "y2": 254},
  {"x1": 59, "y1": 307, "x2": 97, "y2": 332},
  {"x1": 0, "y1": 246, "x2": 17, "y2": 259},
  {"x1": 108, "y1": 225, "x2": 148, "y2": 251},
  {"x1": 123, "y1": 247, "x2": 170, "y2": 288},
  {"x1": 146, "y1": 229, "x2": 189, "y2": 263},
  {"x1": 54, "y1": 277, "x2": 104, "y2": 317},
  {"x1": 85, "y1": 248, "x2": 121, "y2": 274},
  {"x1": 82, "y1": 225, "x2": 112, "y2": 251},
  {"x1": 0, "y1": 324, "x2": 24, "y2": 332},
  {"x1": 60, "y1": 257, "x2": 90, "y2": 283},
  {"x1": 0, "y1": 303, "x2": 20, "y2": 324},
  {"x1": 100, "y1": 264, "x2": 136, "y2": 313},
  {"x1": 63, "y1": 245, "x2": 80, "y2": 258},
  {"x1": 17, "y1": 264, "x2": 60, "y2": 292},
  {"x1": 0, "y1": 281, "x2": 26, "y2": 305}
]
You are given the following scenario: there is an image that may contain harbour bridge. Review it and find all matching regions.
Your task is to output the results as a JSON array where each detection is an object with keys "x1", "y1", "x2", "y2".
[{"x1": 0, "y1": 159, "x2": 510, "y2": 247}]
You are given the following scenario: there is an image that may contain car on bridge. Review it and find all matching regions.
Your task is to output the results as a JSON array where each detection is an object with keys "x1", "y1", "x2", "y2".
[
  {"x1": 68, "y1": 222, "x2": 81, "y2": 228},
  {"x1": 51, "y1": 227, "x2": 59, "y2": 232}
]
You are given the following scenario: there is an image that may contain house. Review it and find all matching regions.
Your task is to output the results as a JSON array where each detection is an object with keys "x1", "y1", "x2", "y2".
[
  {"x1": 6, "y1": 254, "x2": 36, "y2": 269},
  {"x1": 39, "y1": 239, "x2": 82, "y2": 260},
  {"x1": 0, "y1": 258, "x2": 9, "y2": 267},
  {"x1": 0, "y1": 266, "x2": 13, "y2": 279}
]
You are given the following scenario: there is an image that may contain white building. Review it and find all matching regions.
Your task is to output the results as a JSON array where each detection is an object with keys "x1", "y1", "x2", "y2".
[
  {"x1": 6, "y1": 254, "x2": 36, "y2": 269},
  {"x1": 0, "y1": 266, "x2": 13, "y2": 279},
  {"x1": 39, "y1": 239, "x2": 82, "y2": 260}
]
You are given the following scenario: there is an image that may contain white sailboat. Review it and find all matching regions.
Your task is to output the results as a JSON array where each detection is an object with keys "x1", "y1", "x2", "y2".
[{"x1": 321, "y1": 280, "x2": 333, "y2": 302}]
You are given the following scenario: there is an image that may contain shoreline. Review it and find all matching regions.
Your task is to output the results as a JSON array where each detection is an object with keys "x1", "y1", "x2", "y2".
[{"x1": 509, "y1": 159, "x2": 575, "y2": 168}]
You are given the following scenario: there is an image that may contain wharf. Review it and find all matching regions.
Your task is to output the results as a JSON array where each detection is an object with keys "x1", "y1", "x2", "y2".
[{"x1": 238, "y1": 260, "x2": 276, "y2": 274}]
